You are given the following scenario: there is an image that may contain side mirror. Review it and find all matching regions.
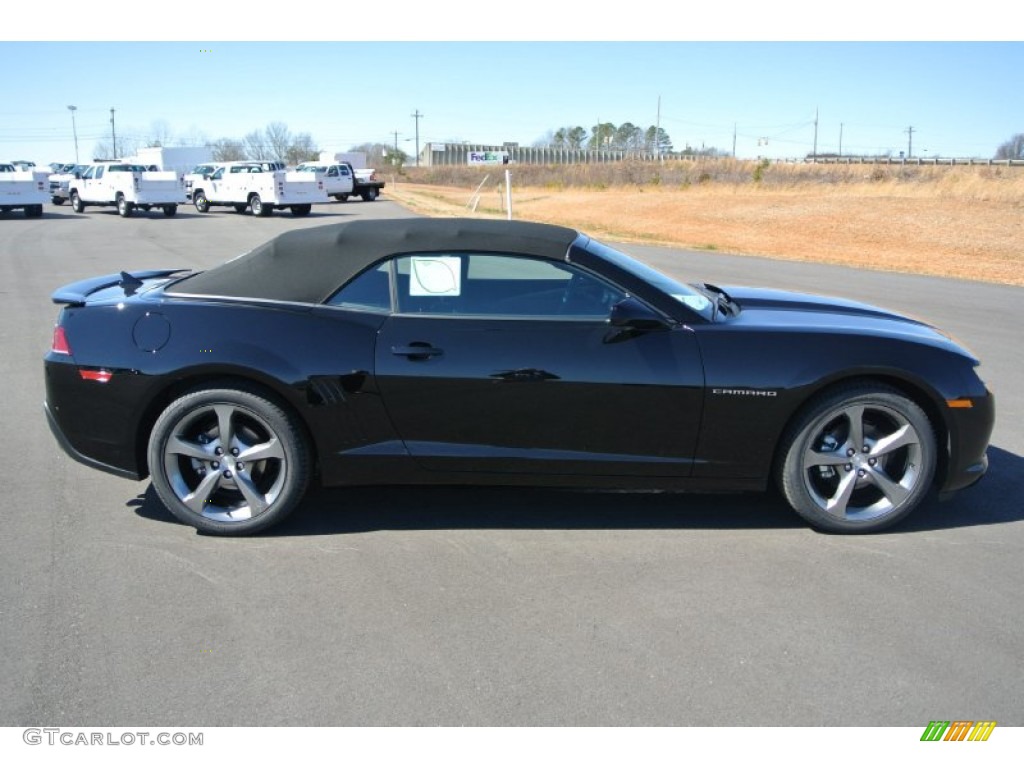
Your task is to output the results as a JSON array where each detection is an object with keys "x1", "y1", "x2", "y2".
[
  {"x1": 74, "y1": 172, "x2": 82, "y2": 179},
  {"x1": 609, "y1": 297, "x2": 669, "y2": 331}
]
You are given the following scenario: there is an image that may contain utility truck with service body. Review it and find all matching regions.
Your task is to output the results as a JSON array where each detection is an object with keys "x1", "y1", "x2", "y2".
[
  {"x1": 0, "y1": 163, "x2": 48, "y2": 217},
  {"x1": 186, "y1": 162, "x2": 327, "y2": 217},
  {"x1": 68, "y1": 162, "x2": 187, "y2": 217}
]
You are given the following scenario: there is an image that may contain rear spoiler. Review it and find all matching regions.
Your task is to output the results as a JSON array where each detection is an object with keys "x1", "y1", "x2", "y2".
[{"x1": 51, "y1": 269, "x2": 191, "y2": 306}]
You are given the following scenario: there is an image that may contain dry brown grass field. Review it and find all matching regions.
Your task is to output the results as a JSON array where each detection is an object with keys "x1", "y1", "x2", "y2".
[{"x1": 383, "y1": 160, "x2": 1023, "y2": 286}]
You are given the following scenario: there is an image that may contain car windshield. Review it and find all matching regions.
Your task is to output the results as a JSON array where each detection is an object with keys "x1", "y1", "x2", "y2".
[{"x1": 584, "y1": 238, "x2": 715, "y2": 319}]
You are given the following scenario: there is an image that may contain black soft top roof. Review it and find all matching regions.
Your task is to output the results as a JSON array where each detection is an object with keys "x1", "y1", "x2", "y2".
[{"x1": 172, "y1": 217, "x2": 582, "y2": 304}]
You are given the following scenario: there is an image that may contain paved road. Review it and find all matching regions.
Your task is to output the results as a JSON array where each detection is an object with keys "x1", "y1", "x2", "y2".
[{"x1": 1, "y1": 202, "x2": 1021, "y2": 726}]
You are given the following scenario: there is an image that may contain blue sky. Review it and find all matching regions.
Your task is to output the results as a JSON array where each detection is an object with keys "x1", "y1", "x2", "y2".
[{"x1": 1, "y1": 35, "x2": 1020, "y2": 164}]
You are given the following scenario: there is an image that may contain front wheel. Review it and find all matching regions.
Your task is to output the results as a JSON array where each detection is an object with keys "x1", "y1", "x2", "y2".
[
  {"x1": 147, "y1": 385, "x2": 311, "y2": 535},
  {"x1": 193, "y1": 190, "x2": 210, "y2": 213},
  {"x1": 777, "y1": 384, "x2": 937, "y2": 533},
  {"x1": 52, "y1": 196, "x2": 65, "y2": 206},
  {"x1": 70, "y1": 191, "x2": 85, "y2": 213}
]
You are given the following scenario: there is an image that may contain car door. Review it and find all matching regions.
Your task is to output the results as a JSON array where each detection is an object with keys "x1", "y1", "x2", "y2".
[{"x1": 373, "y1": 252, "x2": 705, "y2": 478}]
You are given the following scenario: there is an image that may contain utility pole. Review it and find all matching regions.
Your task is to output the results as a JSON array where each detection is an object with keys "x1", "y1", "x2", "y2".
[
  {"x1": 732, "y1": 123, "x2": 737, "y2": 158},
  {"x1": 839, "y1": 123, "x2": 844, "y2": 157},
  {"x1": 411, "y1": 109, "x2": 423, "y2": 167},
  {"x1": 67, "y1": 105, "x2": 79, "y2": 163},
  {"x1": 110, "y1": 108, "x2": 117, "y2": 158},
  {"x1": 905, "y1": 126, "x2": 915, "y2": 158},
  {"x1": 812, "y1": 107, "x2": 819, "y2": 161}
]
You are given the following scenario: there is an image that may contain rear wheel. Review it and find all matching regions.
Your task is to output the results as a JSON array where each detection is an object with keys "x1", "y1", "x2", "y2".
[
  {"x1": 334, "y1": 194, "x2": 349, "y2": 202},
  {"x1": 777, "y1": 383, "x2": 937, "y2": 533},
  {"x1": 70, "y1": 191, "x2": 85, "y2": 213},
  {"x1": 193, "y1": 190, "x2": 210, "y2": 213},
  {"x1": 162, "y1": 204, "x2": 177, "y2": 217},
  {"x1": 117, "y1": 194, "x2": 134, "y2": 218},
  {"x1": 290, "y1": 204, "x2": 312, "y2": 216},
  {"x1": 361, "y1": 187, "x2": 378, "y2": 202},
  {"x1": 147, "y1": 385, "x2": 311, "y2": 536},
  {"x1": 25, "y1": 204, "x2": 44, "y2": 218},
  {"x1": 251, "y1": 194, "x2": 273, "y2": 217}
]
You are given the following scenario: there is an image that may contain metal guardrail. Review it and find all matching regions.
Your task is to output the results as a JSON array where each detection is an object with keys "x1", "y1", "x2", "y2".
[{"x1": 797, "y1": 157, "x2": 1024, "y2": 167}]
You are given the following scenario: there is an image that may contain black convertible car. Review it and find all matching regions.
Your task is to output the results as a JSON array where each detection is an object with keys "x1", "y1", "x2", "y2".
[{"x1": 44, "y1": 218, "x2": 993, "y2": 535}]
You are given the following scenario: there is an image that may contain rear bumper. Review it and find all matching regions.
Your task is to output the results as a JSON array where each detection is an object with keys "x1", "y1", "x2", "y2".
[{"x1": 44, "y1": 400, "x2": 141, "y2": 480}]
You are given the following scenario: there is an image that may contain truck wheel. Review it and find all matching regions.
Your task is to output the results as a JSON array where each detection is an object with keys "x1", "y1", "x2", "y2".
[
  {"x1": 117, "y1": 194, "x2": 134, "y2": 218},
  {"x1": 139, "y1": 204, "x2": 152, "y2": 212},
  {"x1": 162, "y1": 205, "x2": 178, "y2": 217},
  {"x1": 52, "y1": 196, "x2": 65, "y2": 206},
  {"x1": 25, "y1": 205, "x2": 44, "y2": 218},
  {"x1": 193, "y1": 190, "x2": 210, "y2": 213},
  {"x1": 71, "y1": 191, "x2": 85, "y2": 213},
  {"x1": 334, "y1": 194, "x2": 349, "y2": 202},
  {"x1": 251, "y1": 195, "x2": 273, "y2": 217},
  {"x1": 290, "y1": 204, "x2": 312, "y2": 216},
  {"x1": 233, "y1": 203, "x2": 248, "y2": 214},
  {"x1": 361, "y1": 188, "x2": 378, "y2": 202}
]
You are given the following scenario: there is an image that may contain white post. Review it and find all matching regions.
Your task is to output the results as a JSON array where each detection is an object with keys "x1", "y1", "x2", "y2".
[{"x1": 505, "y1": 169, "x2": 512, "y2": 221}]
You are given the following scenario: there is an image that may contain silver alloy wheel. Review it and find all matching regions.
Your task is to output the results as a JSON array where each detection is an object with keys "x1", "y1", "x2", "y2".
[
  {"x1": 800, "y1": 402, "x2": 924, "y2": 523},
  {"x1": 162, "y1": 402, "x2": 287, "y2": 523}
]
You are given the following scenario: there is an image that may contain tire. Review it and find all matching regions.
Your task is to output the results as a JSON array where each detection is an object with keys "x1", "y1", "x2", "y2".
[
  {"x1": 777, "y1": 383, "x2": 937, "y2": 533},
  {"x1": 52, "y1": 196, "x2": 65, "y2": 206},
  {"x1": 70, "y1": 191, "x2": 85, "y2": 213},
  {"x1": 290, "y1": 204, "x2": 311, "y2": 216},
  {"x1": 333, "y1": 194, "x2": 349, "y2": 202},
  {"x1": 147, "y1": 385, "x2": 311, "y2": 536},
  {"x1": 140, "y1": 204, "x2": 152, "y2": 212},
  {"x1": 117, "y1": 194, "x2": 134, "y2": 218},
  {"x1": 361, "y1": 187, "x2": 378, "y2": 202},
  {"x1": 25, "y1": 204, "x2": 43, "y2": 218},
  {"x1": 251, "y1": 194, "x2": 273, "y2": 217},
  {"x1": 233, "y1": 203, "x2": 248, "y2": 214},
  {"x1": 193, "y1": 190, "x2": 210, "y2": 213},
  {"x1": 162, "y1": 204, "x2": 177, "y2": 217}
]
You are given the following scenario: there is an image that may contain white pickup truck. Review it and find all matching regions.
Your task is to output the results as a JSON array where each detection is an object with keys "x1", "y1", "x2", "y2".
[
  {"x1": 186, "y1": 162, "x2": 327, "y2": 217},
  {"x1": 48, "y1": 163, "x2": 89, "y2": 205},
  {"x1": 69, "y1": 162, "x2": 187, "y2": 217},
  {"x1": 0, "y1": 164, "x2": 48, "y2": 217},
  {"x1": 296, "y1": 161, "x2": 384, "y2": 201}
]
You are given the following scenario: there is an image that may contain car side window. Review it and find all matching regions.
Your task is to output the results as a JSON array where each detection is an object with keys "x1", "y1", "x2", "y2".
[
  {"x1": 393, "y1": 253, "x2": 625, "y2": 318},
  {"x1": 325, "y1": 262, "x2": 392, "y2": 313}
]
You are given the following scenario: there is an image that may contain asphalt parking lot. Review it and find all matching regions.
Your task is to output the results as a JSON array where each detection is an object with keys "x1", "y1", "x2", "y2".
[{"x1": 1, "y1": 199, "x2": 1021, "y2": 726}]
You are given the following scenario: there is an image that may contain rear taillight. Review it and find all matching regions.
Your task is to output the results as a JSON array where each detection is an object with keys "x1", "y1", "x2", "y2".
[{"x1": 51, "y1": 325, "x2": 71, "y2": 355}]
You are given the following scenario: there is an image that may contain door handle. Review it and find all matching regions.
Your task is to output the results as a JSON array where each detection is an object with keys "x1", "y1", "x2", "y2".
[{"x1": 391, "y1": 342, "x2": 443, "y2": 360}]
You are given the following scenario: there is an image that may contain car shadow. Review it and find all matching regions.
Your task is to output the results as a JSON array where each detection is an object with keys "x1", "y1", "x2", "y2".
[{"x1": 127, "y1": 445, "x2": 1024, "y2": 537}]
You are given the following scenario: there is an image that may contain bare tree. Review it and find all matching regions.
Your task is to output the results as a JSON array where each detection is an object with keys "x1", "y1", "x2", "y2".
[
  {"x1": 244, "y1": 130, "x2": 271, "y2": 160},
  {"x1": 265, "y1": 122, "x2": 292, "y2": 161},
  {"x1": 147, "y1": 120, "x2": 174, "y2": 148},
  {"x1": 994, "y1": 133, "x2": 1024, "y2": 160},
  {"x1": 286, "y1": 133, "x2": 318, "y2": 166},
  {"x1": 211, "y1": 138, "x2": 246, "y2": 162}
]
